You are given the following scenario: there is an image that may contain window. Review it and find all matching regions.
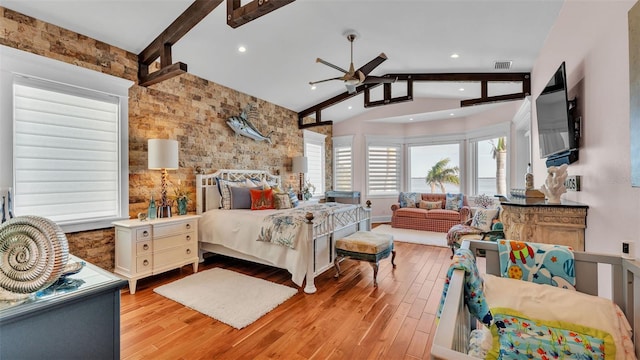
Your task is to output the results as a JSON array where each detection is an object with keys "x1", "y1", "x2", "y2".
[
  {"x1": 408, "y1": 143, "x2": 461, "y2": 193},
  {"x1": 1, "y1": 44, "x2": 132, "y2": 232},
  {"x1": 333, "y1": 135, "x2": 353, "y2": 191},
  {"x1": 14, "y1": 77, "x2": 121, "y2": 223},
  {"x1": 303, "y1": 130, "x2": 326, "y2": 197},
  {"x1": 366, "y1": 137, "x2": 401, "y2": 196},
  {"x1": 470, "y1": 138, "x2": 500, "y2": 195}
]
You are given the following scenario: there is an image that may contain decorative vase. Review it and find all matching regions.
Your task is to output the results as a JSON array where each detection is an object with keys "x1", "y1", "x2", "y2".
[{"x1": 177, "y1": 197, "x2": 188, "y2": 215}]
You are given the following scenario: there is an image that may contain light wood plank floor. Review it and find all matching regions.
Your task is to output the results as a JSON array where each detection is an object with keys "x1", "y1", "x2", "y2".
[{"x1": 120, "y1": 241, "x2": 451, "y2": 360}]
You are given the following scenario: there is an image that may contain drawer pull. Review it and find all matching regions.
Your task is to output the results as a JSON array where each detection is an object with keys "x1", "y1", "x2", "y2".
[
  {"x1": 143, "y1": 244, "x2": 149, "y2": 250},
  {"x1": 143, "y1": 230, "x2": 149, "y2": 237},
  {"x1": 186, "y1": 224, "x2": 191, "y2": 230},
  {"x1": 143, "y1": 259, "x2": 149, "y2": 266},
  {"x1": 186, "y1": 249, "x2": 192, "y2": 255},
  {"x1": 186, "y1": 235, "x2": 191, "y2": 241}
]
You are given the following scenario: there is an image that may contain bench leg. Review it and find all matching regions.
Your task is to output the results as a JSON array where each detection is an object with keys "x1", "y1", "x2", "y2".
[
  {"x1": 334, "y1": 255, "x2": 342, "y2": 278},
  {"x1": 371, "y1": 261, "x2": 379, "y2": 287}
]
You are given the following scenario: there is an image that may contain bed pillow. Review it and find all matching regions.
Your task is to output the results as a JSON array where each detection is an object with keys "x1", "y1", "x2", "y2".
[
  {"x1": 274, "y1": 193, "x2": 292, "y2": 209},
  {"x1": 250, "y1": 188, "x2": 275, "y2": 210},
  {"x1": 445, "y1": 193, "x2": 463, "y2": 211},
  {"x1": 216, "y1": 178, "x2": 258, "y2": 209},
  {"x1": 398, "y1": 192, "x2": 419, "y2": 208},
  {"x1": 419, "y1": 200, "x2": 441, "y2": 210},
  {"x1": 288, "y1": 189, "x2": 299, "y2": 207},
  {"x1": 470, "y1": 208, "x2": 499, "y2": 231},
  {"x1": 228, "y1": 186, "x2": 252, "y2": 209}
]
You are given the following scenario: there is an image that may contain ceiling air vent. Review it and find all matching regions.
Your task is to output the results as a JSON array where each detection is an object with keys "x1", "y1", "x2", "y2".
[{"x1": 494, "y1": 61, "x2": 512, "y2": 70}]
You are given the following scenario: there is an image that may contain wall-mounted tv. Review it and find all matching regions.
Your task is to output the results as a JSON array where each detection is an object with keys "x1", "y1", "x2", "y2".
[{"x1": 536, "y1": 62, "x2": 578, "y2": 161}]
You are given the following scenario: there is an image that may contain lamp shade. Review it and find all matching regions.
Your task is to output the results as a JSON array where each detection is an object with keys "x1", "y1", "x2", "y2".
[
  {"x1": 148, "y1": 139, "x2": 179, "y2": 170},
  {"x1": 292, "y1": 156, "x2": 308, "y2": 173}
]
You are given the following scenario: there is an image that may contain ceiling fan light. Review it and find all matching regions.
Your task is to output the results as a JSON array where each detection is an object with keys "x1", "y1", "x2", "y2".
[{"x1": 345, "y1": 78, "x2": 360, "y2": 85}]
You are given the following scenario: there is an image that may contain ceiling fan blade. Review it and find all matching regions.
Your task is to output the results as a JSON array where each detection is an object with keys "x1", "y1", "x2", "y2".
[
  {"x1": 357, "y1": 53, "x2": 388, "y2": 76},
  {"x1": 309, "y1": 77, "x2": 343, "y2": 85},
  {"x1": 362, "y1": 75, "x2": 397, "y2": 84},
  {"x1": 316, "y1": 58, "x2": 349, "y2": 74}
]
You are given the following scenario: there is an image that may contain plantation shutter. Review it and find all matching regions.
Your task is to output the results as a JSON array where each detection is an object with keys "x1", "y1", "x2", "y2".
[
  {"x1": 367, "y1": 145, "x2": 400, "y2": 195},
  {"x1": 334, "y1": 145, "x2": 352, "y2": 191},
  {"x1": 13, "y1": 76, "x2": 121, "y2": 223},
  {"x1": 305, "y1": 142, "x2": 324, "y2": 196}
]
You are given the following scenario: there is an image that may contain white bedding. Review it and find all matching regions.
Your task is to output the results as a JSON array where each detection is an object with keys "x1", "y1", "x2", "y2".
[{"x1": 198, "y1": 203, "x2": 333, "y2": 287}]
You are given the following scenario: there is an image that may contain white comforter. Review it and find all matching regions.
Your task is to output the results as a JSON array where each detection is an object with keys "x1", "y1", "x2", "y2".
[{"x1": 198, "y1": 204, "x2": 330, "y2": 287}]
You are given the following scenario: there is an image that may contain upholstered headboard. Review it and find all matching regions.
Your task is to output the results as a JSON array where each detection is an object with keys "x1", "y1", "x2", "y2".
[{"x1": 195, "y1": 169, "x2": 281, "y2": 214}]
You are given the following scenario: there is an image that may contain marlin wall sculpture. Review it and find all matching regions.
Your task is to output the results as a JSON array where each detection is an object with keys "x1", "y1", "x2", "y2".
[{"x1": 227, "y1": 104, "x2": 274, "y2": 144}]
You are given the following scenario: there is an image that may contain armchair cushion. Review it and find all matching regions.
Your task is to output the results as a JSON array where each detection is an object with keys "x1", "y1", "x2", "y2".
[
  {"x1": 425, "y1": 209, "x2": 463, "y2": 221},
  {"x1": 470, "y1": 208, "x2": 500, "y2": 232}
]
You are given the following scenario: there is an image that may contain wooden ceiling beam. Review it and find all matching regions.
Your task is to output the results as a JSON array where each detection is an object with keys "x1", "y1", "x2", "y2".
[
  {"x1": 138, "y1": 0, "x2": 223, "y2": 86},
  {"x1": 297, "y1": 72, "x2": 531, "y2": 129},
  {"x1": 227, "y1": 0, "x2": 295, "y2": 28}
]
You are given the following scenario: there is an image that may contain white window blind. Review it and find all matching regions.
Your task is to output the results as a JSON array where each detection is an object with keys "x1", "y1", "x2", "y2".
[
  {"x1": 334, "y1": 145, "x2": 352, "y2": 191},
  {"x1": 13, "y1": 76, "x2": 121, "y2": 223},
  {"x1": 367, "y1": 144, "x2": 400, "y2": 195},
  {"x1": 305, "y1": 142, "x2": 324, "y2": 196}
]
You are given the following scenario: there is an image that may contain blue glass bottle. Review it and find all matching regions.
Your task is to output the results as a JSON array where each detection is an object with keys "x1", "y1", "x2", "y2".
[{"x1": 148, "y1": 196, "x2": 157, "y2": 220}]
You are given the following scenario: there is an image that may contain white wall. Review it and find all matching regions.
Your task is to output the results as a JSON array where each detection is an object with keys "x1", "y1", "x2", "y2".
[{"x1": 530, "y1": 0, "x2": 638, "y2": 255}]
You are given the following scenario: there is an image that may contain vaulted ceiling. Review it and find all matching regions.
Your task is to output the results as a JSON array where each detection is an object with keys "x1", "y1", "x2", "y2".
[{"x1": 2, "y1": 0, "x2": 564, "y2": 124}]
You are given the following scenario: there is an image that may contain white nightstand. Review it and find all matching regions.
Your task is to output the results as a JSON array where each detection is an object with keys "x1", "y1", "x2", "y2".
[{"x1": 112, "y1": 214, "x2": 200, "y2": 294}]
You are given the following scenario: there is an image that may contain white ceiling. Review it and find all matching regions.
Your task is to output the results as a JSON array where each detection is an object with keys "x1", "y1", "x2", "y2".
[{"x1": 2, "y1": 0, "x2": 564, "y2": 124}]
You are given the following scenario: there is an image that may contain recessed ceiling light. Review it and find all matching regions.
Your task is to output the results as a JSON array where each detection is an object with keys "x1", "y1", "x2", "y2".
[
  {"x1": 450, "y1": 113, "x2": 455, "y2": 116},
  {"x1": 409, "y1": 118, "x2": 414, "y2": 121},
  {"x1": 348, "y1": 106, "x2": 353, "y2": 110},
  {"x1": 459, "y1": 88, "x2": 465, "y2": 91},
  {"x1": 238, "y1": 46, "x2": 246, "y2": 53},
  {"x1": 450, "y1": 53, "x2": 459, "y2": 59},
  {"x1": 310, "y1": 85, "x2": 316, "y2": 90}
]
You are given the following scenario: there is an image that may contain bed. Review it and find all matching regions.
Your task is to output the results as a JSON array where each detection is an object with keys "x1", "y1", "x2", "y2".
[
  {"x1": 432, "y1": 239, "x2": 640, "y2": 359},
  {"x1": 195, "y1": 169, "x2": 371, "y2": 294}
]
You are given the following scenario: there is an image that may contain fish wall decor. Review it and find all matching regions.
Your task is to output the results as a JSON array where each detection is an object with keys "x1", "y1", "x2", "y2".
[{"x1": 227, "y1": 104, "x2": 274, "y2": 144}]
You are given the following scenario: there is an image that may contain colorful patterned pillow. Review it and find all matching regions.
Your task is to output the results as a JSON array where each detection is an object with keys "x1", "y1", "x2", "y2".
[
  {"x1": 273, "y1": 193, "x2": 292, "y2": 209},
  {"x1": 419, "y1": 200, "x2": 442, "y2": 210},
  {"x1": 398, "y1": 192, "x2": 420, "y2": 208},
  {"x1": 228, "y1": 186, "x2": 252, "y2": 209},
  {"x1": 250, "y1": 188, "x2": 275, "y2": 210},
  {"x1": 288, "y1": 189, "x2": 299, "y2": 207},
  {"x1": 445, "y1": 193, "x2": 463, "y2": 211},
  {"x1": 470, "y1": 208, "x2": 499, "y2": 231}
]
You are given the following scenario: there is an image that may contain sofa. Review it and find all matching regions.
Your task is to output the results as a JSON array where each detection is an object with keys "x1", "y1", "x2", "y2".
[{"x1": 390, "y1": 193, "x2": 470, "y2": 232}]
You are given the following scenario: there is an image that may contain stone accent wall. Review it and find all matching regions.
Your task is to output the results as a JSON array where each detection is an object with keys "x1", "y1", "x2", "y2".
[{"x1": 1, "y1": 6, "x2": 332, "y2": 272}]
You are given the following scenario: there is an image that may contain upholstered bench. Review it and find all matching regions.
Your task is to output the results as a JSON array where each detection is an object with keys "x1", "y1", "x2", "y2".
[{"x1": 334, "y1": 231, "x2": 396, "y2": 287}]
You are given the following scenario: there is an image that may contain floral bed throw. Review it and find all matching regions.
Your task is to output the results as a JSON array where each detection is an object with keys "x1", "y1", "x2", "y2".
[
  {"x1": 436, "y1": 248, "x2": 493, "y2": 326},
  {"x1": 256, "y1": 203, "x2": 351, "y2": 248},
  {"x1": 497, "y1": 240, "x2": 576, "y2": 290}
]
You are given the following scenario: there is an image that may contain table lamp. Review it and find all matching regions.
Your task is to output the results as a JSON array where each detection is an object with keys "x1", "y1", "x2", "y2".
[
  {"x1": 292, "y1": 155, "x2": 308, "y2": 200},
  {"x1": 148, "y1": 139, "x2": 179, "y2": 218}
]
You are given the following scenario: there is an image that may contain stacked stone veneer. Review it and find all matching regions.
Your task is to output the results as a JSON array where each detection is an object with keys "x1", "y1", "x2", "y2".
[{"x1": 1, "y1": 7, "x2": 332, "y2": 271}]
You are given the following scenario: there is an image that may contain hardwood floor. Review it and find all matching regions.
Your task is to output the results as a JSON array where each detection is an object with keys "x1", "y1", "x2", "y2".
[{"x1": 120, "y1": 241, "x2": 451, "y2": 360}]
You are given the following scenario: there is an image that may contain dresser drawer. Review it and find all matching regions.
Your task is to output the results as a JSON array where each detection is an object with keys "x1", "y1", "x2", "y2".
[
  {"x1": 154, "y1": 246, "x2": 194, "y2": 269},
  {"x1": 136, "y1": 240, "x2": 152, "y2": 255},
  {"x1": 153, "y1": 220, "x2": 196, "y2": 238},
  {"x1": 136, "y1": 227, "x2": 152, "y2": 241},
  {"x1": 136, "y1": 256, "x2": 152, "y2": 273},
  {"x1": 154, "y1": 232, "x2": 196, "y2": 252}
]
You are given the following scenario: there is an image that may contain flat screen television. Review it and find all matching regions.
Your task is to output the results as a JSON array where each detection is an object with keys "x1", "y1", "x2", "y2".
[{"x1": 536, "y1": 62, "x2": 578, "y2": 159}]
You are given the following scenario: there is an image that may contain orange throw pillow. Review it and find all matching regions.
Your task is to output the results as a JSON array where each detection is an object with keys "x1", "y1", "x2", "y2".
[{"x1": 250, "y1": 188, "x2": 275, "y2": 210}]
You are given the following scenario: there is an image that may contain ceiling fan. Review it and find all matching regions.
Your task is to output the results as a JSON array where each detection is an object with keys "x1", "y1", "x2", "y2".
[{"x1": 309, "y1": 32, "x2": 397, "y2": 94}]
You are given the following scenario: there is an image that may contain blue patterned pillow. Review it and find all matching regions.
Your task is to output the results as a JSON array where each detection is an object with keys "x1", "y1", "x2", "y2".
[
  {"x1": 398, "y1": 192, "x2": 419, "y2": 208},
  {"x1": 445, "y1": 193, "x2": 463, "y2": 211},
  {"x1": 288, "y1": 189, "x2": 299, "y2": 207}
]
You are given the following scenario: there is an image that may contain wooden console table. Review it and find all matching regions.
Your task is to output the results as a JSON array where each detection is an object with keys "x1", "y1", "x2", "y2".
[{"x1": 500, "y1": 198, "x2": 588, "y2": 251}]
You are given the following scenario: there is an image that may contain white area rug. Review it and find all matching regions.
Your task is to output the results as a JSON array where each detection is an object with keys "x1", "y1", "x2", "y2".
[
  {"x1": 372, "y1": 224, "x2": 448, "y2": 247},
  {"x1": 154, "y1": 268, "x2": 298, "y2": 329}
]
